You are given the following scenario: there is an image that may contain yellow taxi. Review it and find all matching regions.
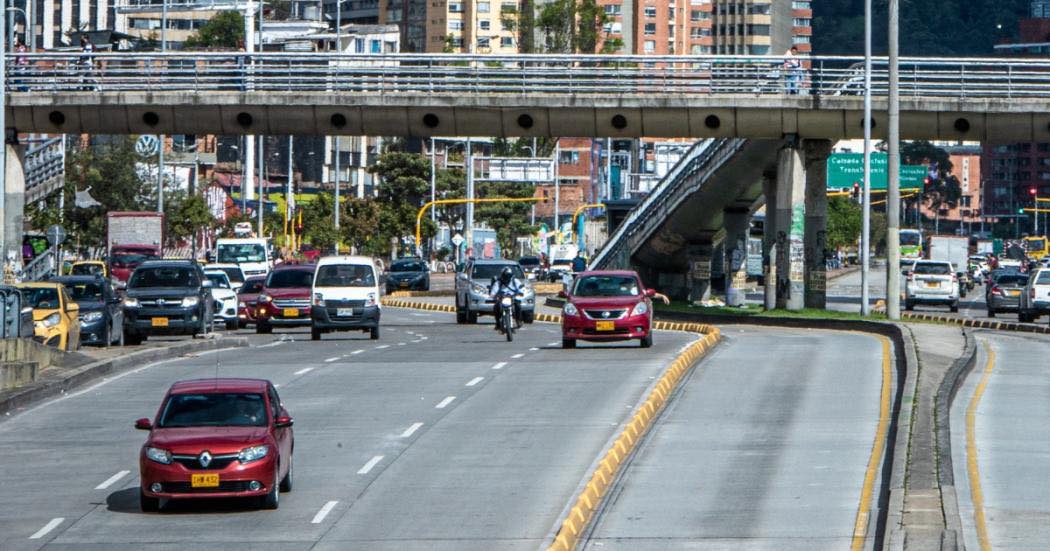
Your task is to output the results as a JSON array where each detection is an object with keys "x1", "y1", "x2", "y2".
[
  {"x1": 17, "y1": 282, "x2": 81, "y2": 351},
  {"x1": 69, "y1": 260, "x2": 108, "y2": 278}
]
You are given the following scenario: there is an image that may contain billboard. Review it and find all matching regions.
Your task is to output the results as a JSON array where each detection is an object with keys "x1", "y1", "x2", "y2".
[{"x1": 827, "y1": 153, "x2": 926, "y2": 190}]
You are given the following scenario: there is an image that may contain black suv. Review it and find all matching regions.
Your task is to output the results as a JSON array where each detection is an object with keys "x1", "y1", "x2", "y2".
[
  {"x1": 123, "y1": 260, "x2": 214, "y2": 345},
  {"x1": 386, "y1": 258, "x2": 430, "y2": 293}
]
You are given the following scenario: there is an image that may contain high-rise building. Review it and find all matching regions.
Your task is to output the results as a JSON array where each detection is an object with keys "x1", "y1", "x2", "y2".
[
  {"x1": 12, "y1": 0, "x2": 123, "y2": 50},
  {"x1": 379, "y1": 0, "x2": 518, "y2": 53}
]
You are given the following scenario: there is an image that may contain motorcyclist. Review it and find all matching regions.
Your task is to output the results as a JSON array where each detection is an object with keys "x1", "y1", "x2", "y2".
[{"x1": 490, "y1": 267, "x2": 524, "y2": 331}]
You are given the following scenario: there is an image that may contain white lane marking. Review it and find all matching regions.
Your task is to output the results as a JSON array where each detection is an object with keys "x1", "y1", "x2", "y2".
[
  {"x1": 357, "y1": 455, "x2": 384, "y2": 475},
  {"x1": 435, "y1": 396, "x2": 456, "y2": 409},
  {"x1": 529, "y1": 347, "x2": 539, "y2": 351},
  {"x1": 491, "y1": 362, "x2": 507, "y2": 370},
  {"x1": 324, "y1": 357, "x2": 340, "y2": 363},
  {"x1": 412, "y1": 339, "x2": 423, "y2": 343},
  {"x1": 294, "y1": 368, "x2": 315, "y2": 375},
  {"x1": 397, "y1": 342, "x2": 406, "y2": 346},
  {"x1": 376, "y1": 345, "x2": 390, "y2": 350},
  {"x1": 406, "y1": 331, "x2": 416, "y2": 335},
  {"x1": 511, "y1": 353, "x2": 525, "y2": 359},
  {"x1": 29, "y1": 518, "x2": 64, "y2": 540},
  {"x1": 547, "y1": 342, "x2": 559, "y2": 347},
  {"x1": 400, "y1": 422, "x2": 424, "y2": 438},
  {"x1": 311, "y1": 501, "x2": 339, "y2": 524},
  {"x1": 351, "y1": 350, "x2": 364, "y2": 355},
  {"x1": 95, "y1": 470, "x2": 130, "y2": 490},
  {"x1": 466, "y1": 377, "x2": 484, "y2": 387}
]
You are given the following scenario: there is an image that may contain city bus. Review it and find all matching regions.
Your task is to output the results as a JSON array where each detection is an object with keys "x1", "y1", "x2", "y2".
[
  {"x1": 900, "y1": 229, "x2": 923, "y2": 259},
  {"x1": 1023, "y1": 235, "x2": 1049, "y2": 260}
]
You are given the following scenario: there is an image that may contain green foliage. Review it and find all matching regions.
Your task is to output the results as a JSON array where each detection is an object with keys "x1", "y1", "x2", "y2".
[
  {"x1": 341, "y1": 196, "x2": 384, "y2": 255},
  {"x1": 183, "y1": 11, "x2": 244, "y2": 49},
  {"x1": 536, "y1": 0, "x2": 614, "y2": 53},
  {"x1": 298, "y1": 192, "x2": 341, "y2": 251},
  {"x1": 166, "y1": 192, "x2": 217, "y2": 244},
  {"x1": 826, "y1": 196, "x2": 862, "y2": 250},
  {"x1": 368, "y1": 152, "x2": 432, "y2": 249},
  {"x1": 903, "y1": 141, "x2": 963, "y2": 219},
  {"x1": 574, "y1": 0, "x2": 607, "y2": 54},
  {"x1": 476, "y1": 181, "x2": 536, "y2": 254},
  {"x1": 517, "y1": 0, "x2": 536, "y2": 53}
]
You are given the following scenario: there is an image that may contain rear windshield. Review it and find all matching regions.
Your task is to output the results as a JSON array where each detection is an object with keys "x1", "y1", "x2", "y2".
[
  {"x1": 315, "y1": 264, "x2": 375, "y2": 287},
  {"x1": 472, "y1": 264, "x2": 524, "y2": 281},
  {"x1": 111, "y1": 252, "x2": 159, "y2": 268},
  {"x1": 239, "y1": 279, "x2": 265, "y2": 294},
  {"x1": 63, "y1": 282, "x2": 104, "y2": 302},
  {"x1": 157, "y1": 393, "x2": 267, "y2": 428},
  {"x1": 390, "y1": 260, "x2": 427, "y2": 273},
  {"x1": 995, "y1": 274, "x2": 1029, "y2": 286},
  {"x1": 205, "y1": 273, "x2": 231, "y2": 289},
  {"x1": 913, "y1": 263, "x2": 951, "y2": 275},
  {"x1": 130, "y1": 267, "x2": 200, "y2": 289},
  {"x1": 71, "y1": 263, "x2": 104, "y2": 276},
  {"x1": 266, "y1": 269, "x2": 314, "y2": 288},
  {"x1": 573, "y1": 275, "x2": 641, "y2": 297},
  {"x1": 217, "y1": 267, "x2": 244, "y2": 284}
]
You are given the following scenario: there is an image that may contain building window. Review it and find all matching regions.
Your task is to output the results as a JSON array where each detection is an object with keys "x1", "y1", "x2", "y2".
[
  {"x1": 501, "y1": 2, "x2": 516, "y2": 12},
  {"x1": 449, "y1": 19, "x2": 463, "y2": 30},
  {"x1": 559, "y1": 151, "x2": 580, "y2": 164},
  {"x1": 477, "y1": 36, "x2": 491, "y2": 48},
  {"x1": 748, "y1": 3, "x2": 770, "y2": 14},
  {"x1": 501, "y1": 36, "x2": 514, "y2": 47},
  {"x1": 690, "y1": 9, "x2": 708, "y2": 21},
  {"x1": 792, "y1": 1, "x2": 810, "y2": 9},
  {"x1": 668, "y1": 6, "x2": 675, "y2": 19},
  {"x1": 748, "y1": 45, "x2": 770, "y2": 55},
  {"x1": 792, "y1": 35, "x2": 810, "y2": 44},
  {"x1": 449, "y1": 2, "x2": 462, "y2": 12},
  {"x1": 477, "y1": 1, "x2": 490, "y2": 12},
  {"x1": 385, "y1": 41, "x2": 398, "y2": 53},
  {"x1": 479, "y1": 20, "x2": 490, "y2": 30},
  {"x1": 604, "y1": 4, "x2": 621, "y2": 14},
  {"x1": 450, "y1": 37, "x2": 463, "y2": 48},
  {"x1": 354, "y1": 38, "x2": 365, "y2": 52},
  {"x1": 793, "y1": 18, "x2": 811, "y2": 26},
  {"x1": 644, "y1": 6, "x2": 656, "y2": 17},
  {"x1": 747, "y1": 24, "x2": 769, "y2": 35},
  {"x1": 603, "y1": 22, "x2": 622, "y2": 33},
  {"x1": 643, "y1": 40, "x2": 655, "y2": 53},
  {"x1": 644, "y1": 22, "x2": 656, "y2": 34},
  {"x1": 370, "y1": 39, "x2": 382, "y2": 53}
]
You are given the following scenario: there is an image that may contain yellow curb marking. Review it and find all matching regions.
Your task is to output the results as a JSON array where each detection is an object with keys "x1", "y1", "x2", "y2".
[
  {"x1": 966, "y1": 342, "x2": 995, "y2": 551},
  {"x1": 850, "y1": 335, "x2": 893, "y2": 551}
]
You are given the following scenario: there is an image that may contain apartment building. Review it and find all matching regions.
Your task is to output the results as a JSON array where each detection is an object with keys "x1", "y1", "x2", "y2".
[
  {"x1": 12, "y1": 0, "x2": 123, "y2": 49},
  {"x1": 379, "y1": 0, "x2": 517, "y2": 53}
]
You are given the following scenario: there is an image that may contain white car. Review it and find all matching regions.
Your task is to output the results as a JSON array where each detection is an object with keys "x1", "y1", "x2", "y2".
[
  {"x1": 310, "y1": 256, "x2": 381, "y2": 341},
  {"x1": 204, "y1": 270, "x2": 240, "y2": 330},
  {"x1": 1018, "y1": 268, "x2": 1050, "y2": 323},
  {"x1": 204, "y1": 263, "x2": 246, "y2": 287},
  {"x1": 904, "y1": 260, "x2": 959, "y2": 312}
]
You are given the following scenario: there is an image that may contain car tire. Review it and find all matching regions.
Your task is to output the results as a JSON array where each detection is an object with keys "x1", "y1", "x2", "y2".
[
  {"x1": 124, "y1": 330, "x2": 143, "y2": 346},
  {"x1": 225, "y1": 320, "x2": 238, "y2": 331},
  {"x1": 562, "y1": 338, "x2": 576, "y2": 349},
  {"x1": 456, "y1": 299, "x2": 467, "y2": 324},
  {"x1": 140, "y1": 490, "x2": 159, "y2": 512},
  {"x1": 260, "y1": 469, "x2": 280, "y2": 510},
  {"x1": 256, "y1": 322, "x2": 272, "y2": 334},
  {"x1": 423, "y1": 282, "x2": 430, "y2": 292},
  {"x1": 987, "y1": 309, "x2": 996, "y2": 318},
  {"x1": 523, "y1": 311, "x2": 535, "y2": 324},
  {"x1": 311, "y1": 327, "x2": 321, "y2": 341},
  {"x1": 1020, "y1": 311, "x2": 1030, "y2": 323},
  {"x1": 370, "y1": 326, "x2": 380, "y2": 340},
  {"x1": 467, "y1": 310, "x2": 478, "y2": 324},
  {"x1": 279, "y1": 460, "x2": 293, "y2": 492},
  {"x1": 950, "y1": 303, "x2": 959, "y2": 313},
  {"x1": 640, "y1": 334, "x2": 653, "y2": 348},
  {"x1": 104, "y1": 323, "x2": 112, "y2": 349},
  {"x1": 905, "y1": 301, "x2": 914, "y2": 311}
]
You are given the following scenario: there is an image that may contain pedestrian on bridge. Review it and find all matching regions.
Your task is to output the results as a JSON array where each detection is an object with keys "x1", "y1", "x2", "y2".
[
  {"x1": 783, "y1": 46, "x2": 802, "y2": 95},
  {"x1": 79, "y1": 35, "x2": 96, "y2": 92}
]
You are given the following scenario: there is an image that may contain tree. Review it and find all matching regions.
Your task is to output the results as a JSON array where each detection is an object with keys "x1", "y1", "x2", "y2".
[
  {"x1": 904, "y1": 141, "x2": 962, "y2": 232},
  {"x1": 166, "y1": 192, "x2": 217, "y2": 245},
  {"x1": 476, "y1": 181, "x2": 536, "y2": 255},
  {"x1": 342, "y1": 196, "x2": 384, "y2": 255},
  {"x1": 434, "y1": 167, "x2": 467, "y2": 239},
  {"x1": 368, "y1": 152, "x2": 433, "y2": 251},
  {"x1": 183, "y1": 11, "x2": 244, "y2": 49},
  {"x1": 534, "y1": 0, "x2": 615, "y2": 53},
  {"x1": 298, "y1": 193, "x2": 341, "y2": 251},
  {"x1": 826, "y1": 196, "x2": 862, "y2": 251}
]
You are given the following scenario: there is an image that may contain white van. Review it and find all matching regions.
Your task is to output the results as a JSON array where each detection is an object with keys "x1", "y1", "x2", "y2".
[
  {"x1": 215, "y1": 238, "x2": 272, "y2": 279},
  {"x1": 310, "y1": 256, "x2": 381, "y2": 341}
]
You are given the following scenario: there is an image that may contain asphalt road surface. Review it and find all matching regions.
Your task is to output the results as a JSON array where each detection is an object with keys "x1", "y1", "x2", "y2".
[
  {"x1": 951, "y1": 330, "x2": 1050, "y2": 550},
  {"x1": 583, "y1": 326, "x2": 893, "y2": 550},
  {"x1": 0, "y1": 306, "x2": 696, "y2": 550}
]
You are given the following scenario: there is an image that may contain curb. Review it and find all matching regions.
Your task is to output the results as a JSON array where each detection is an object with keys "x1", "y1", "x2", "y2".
[
  {"x1": 870, "y1": 303, "x2": 1050, "y2": 334},
  {"x1": 933, "y1": 329, "x2": 978, "y2": 544},
  {"x1": 386, "y1": 290, "x2": 455, "y2": 298},
  {"x1": 0, "y1": 335, "x2": 250, "y2": 419}
]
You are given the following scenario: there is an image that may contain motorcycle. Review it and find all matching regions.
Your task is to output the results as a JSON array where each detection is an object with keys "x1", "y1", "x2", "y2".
[{"x1": 497, "y1": 293, "x2": 522, "y2": 342}]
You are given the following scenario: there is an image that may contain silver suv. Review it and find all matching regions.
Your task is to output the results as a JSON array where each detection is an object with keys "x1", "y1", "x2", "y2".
[
  {"x1": 1018, "y1": 268, "x2": 1050, "y2": 323},
  {"x1": 904, "y1": 260, "x2": 959, "y2": 312},
  {"x1": 455, "y1": 259, "x2": 535, "y2": 324}
]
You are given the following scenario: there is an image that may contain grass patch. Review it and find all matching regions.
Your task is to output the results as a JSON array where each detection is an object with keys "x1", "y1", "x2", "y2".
[{"x1": 654, "y1": 301, "x2": 889, "y2": 322}]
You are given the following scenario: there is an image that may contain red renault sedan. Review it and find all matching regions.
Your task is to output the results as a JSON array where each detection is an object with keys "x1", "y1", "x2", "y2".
[
  {"x1": 237, "y1": 276, "x2": 266, "y2": 327},
  {"x1": 136, "y1": 378, "x2": 294, "y2": 511},
  {"x1": 254, "y1": 264, "x2": 315, "y2": 334},
  {"x1": 560, "y1": 270, "x2": 655, "y2": 349}
]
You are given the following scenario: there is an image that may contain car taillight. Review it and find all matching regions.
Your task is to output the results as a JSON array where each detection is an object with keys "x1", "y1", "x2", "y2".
[
  {"x1": 951, "y1": 274, "x2": 958, "y2": 283},
  {"x1": 991, "y1": 286, "x2": 1002, "y2": 296}
]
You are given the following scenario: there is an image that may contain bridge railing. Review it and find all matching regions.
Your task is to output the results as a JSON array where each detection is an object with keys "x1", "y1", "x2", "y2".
[{"x1": 7, "y1": 53, "x2": 1050, "y2": 98}]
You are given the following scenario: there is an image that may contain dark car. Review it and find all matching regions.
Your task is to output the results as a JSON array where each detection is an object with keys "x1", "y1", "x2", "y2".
[
  {"x1": 123, "y1": 260, "x2": 214, "y2": 345},
  {"x1": 518, "y1": 256, "x2": 542, "y2": 281},
  {"x1": 255, "y1": 264, "x2": 315, "y2": 334},
  {"x1": 985, "y1": 269, "x2": 1027, "y2": 317},
  {"x1": 53, "y1": 275, "x2": 124, "y2": 346},
  {"x1": 136, "y1": 378, "x2": 294, "y2": 511},
  {"x1": 237, "y1": 276, "x2": 266, "y2": 327},
  {"x1": 386, "y1": 258, "x2": 430, "y2": 293}
]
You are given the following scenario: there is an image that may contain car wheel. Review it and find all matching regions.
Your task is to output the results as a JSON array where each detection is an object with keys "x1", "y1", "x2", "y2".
[
  {"x1": 950, "y1": 303, "x2": 959, "y2": 313},
  {"x1": 311, "y1": 327, "x2": 322, "y2": 341},
  {"x1": 523, "y1": 311, "x2": 535, "y2": 324},
  {"x1": 562, "y1": 338, "x2": 576, "y2": 349},
  {"x1": 256, "y1": 322, "x2": 273, "y2": 334},
  {"x1": 370, "y1": 326, "x2": 380, "y2": 340},
  {"x1": 423, "y1": 282, "x2": 430, "y2": 292},
  {"x1": 640, "y1": 334, "x2": 653, "y2": 348},
  {"x1": 987, "y1": 309, "x2": 996, "y2": 318},
  {"x1": 1020, "y1": 312, "x2": 1030, "y2": 323},
  {"x1": 467, "y1": 310, "x2": 478, "y2": 324},
  {"x1": 455, "y1": 297, "x2": 467, "y2": 324},
  {"x1": 260, "y1": 469, "x2": 280, "y2": 510},
  {"x1": 124, "y1": 330, "x2": 143, "y2": 346},
  {"x1": 279, "y1": 459, "x2": 293, "y2": 492},
  {"x1": 225, "y1": 320, "x2": 238, "y2": 331},
  {"x1": 140, "y1": 490, "x2": 159, "y2": 512}
]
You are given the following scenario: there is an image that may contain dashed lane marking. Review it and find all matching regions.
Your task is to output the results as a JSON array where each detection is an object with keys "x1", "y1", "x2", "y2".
[
  {"x1": 351, "y1": 350, "x2": 364, "y2": 355},
  {"x1": 29, "y1": 518, "x2": 64, "y2": 540},
  {"x1": 323, "y1": 357, "x2": 339, "y2": 363},
  {"x1": 466, "y1": 377, "x2": 484, "y2": 387},
  {"x1": 294, "y1": 368, "x2": 315, "y2": 375},
  {"x1": 357, "y1": 455, "x2": 384, "y2": 475},
  {"x1": 435, "y1": 396, "x2": 456, "y2": 409},
  {"x1": 491, "y1": 362, "x2": 507, "y2": 370},
  {"x1": 376, "y1": 345, "x2": 390, "y2": 350},
  {"x1": 95, "y1": 470, "x2": 130, "y2": 490},
  {"x1": 511, "y1": 353, "x2": 525, "y2": 359},
  {"x1": 311, "y1": 501, "x2": 339, "y2": 524},
  {"x1": 400, "y1": 422, "x2": 424, "y2": 438}
]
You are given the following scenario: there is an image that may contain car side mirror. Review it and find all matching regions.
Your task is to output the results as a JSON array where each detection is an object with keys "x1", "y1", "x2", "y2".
[
  {"x1": 135, "y1": 418, "x2": 152, "y2": 430},
  {"x1": 557, "y1": 290, "x2": 568, "y2": 299},
  {"x1": 645, "y1": 288, "x2": 657, "y2": 298},
  {"x1": 274, "y1": 415, "x2": 294, "y2": 428},
  {"x1": 66, "y1": 302, "x2": 80, "y2": 313}
]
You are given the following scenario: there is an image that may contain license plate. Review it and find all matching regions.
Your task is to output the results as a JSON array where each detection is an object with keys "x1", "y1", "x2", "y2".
[
  {"x1": 399, "y1": 282, "x2": 409, "y2": 288},
  {"x1": 336, "y1": 308, "x2": 353, "y2": 317},
  {"x1": 282, "y1": 308, "x2": 299, "y2": 317},
  {"x1": 596, "y1": 321, "x2": 615, "y2": 331},
  {"x1": 1008, "y1": 290, "x2": 1021, "y2": 296},
  {"x1": 925, "y1": 281, "x2": 939, "y2": 288},
  {"x1": 151, "y1": 317, "x2": 169, "y2": 327},
  {"x1": 190, "y1": 474, "x2": 219, "y2": 488}
]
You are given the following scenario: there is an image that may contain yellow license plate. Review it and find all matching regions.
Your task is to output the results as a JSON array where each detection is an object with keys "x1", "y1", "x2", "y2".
[
  {"x1": 151, "y1": 317, "x2": 169, "y2": 327},
  {"x1": 595, "y1": 321, "x2": 615, "y2": 331},
  {"x1": 925, "y1": 281, "x2": 939, "y2": 288},
  {"x1": 1008, "y1": 290, "x2": 1021, "y2": 296},
  {"x1": 282, "y1": 308, "x2": 299, "y2": 317},
  {"x1": 190, "y1": 473, "x2": 219, "y2": 488}
]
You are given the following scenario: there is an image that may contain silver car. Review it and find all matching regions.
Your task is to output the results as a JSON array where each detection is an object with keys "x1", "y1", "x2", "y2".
[
  {"x1": 985, "y1": 271, "x2": 1026, "y2": 317},
  {"x1": 455, "y1": 259, "x2": 535, "y2": 324}
]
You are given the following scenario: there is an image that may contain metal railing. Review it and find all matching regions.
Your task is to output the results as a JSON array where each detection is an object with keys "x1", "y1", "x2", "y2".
[
  {"x1": 7, "y1": 53, "x2": 1050, "y2": 98},
  {"x1": 0, "y1": 286, "x2": 30, "y2": 339},
  {"x1": 24, "y1": 137, "x2": 65, "y2": 203}
]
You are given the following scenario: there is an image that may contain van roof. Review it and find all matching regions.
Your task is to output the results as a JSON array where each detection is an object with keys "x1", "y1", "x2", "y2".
[{"x1": 315, "y1": 255, "x2": 376, "y2": 267}]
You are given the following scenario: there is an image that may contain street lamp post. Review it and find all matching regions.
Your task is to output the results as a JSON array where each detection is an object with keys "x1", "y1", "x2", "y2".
[
  {"x1": 465, "y1": 138, "x2": 474, "y2": 257},
  {"x1": 860, "y1": 0, "x2": 872, "y2": 316},
  {"x1": 886, "y1": 0, "x2": 902, "y2": 320}
]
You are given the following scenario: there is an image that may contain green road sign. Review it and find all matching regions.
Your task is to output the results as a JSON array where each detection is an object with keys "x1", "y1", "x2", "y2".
[{"x1": 827, "y1": 153, "x2": 926, "y2": 190}]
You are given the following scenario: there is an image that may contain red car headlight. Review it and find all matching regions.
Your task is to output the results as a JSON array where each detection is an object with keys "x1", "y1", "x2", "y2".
[
  {"x1": 563, "y1": 303, "x2": 578, "y2": 316},
  {"x1": 145, "y1": 447, "x2": 172, "y2": 465},
  {"x1": 631, "y1": 302, "x2": 649, "y2": 316}
]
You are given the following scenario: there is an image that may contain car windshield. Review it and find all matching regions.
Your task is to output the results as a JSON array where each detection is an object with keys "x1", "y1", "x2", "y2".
[
  {"x1": 130, "y1": 267, "x2": 199, "y2": 288},
  {"x1": 519, "y1": 257, "x2": 540, "y2": 267},
  {"x1": 205, "y1": 273, "x2": 231, "y2": 289},
  {"x1": 913, "y1": 263, "x2": 951, "y2": 275},
  {"x1": 111, "y1": 252, "x2": 158, "y2": 268},
  {"x1": 390, "y1": 260, "x2": 427, "y2": 273},
  {"x1": 900, "y1": 232, "x2": 921, "y2": 246},
  {"x1": 1027, "y1": 238, "x2": 1047, "y2": 251},
  {"x1": 240, "y1": 279, "x2": 265, "y2": 294},
  {"x1": 23, "y1": 287, "x2": 60, "y2": 309},
  {"x1": 216, "y1": 267, "x2": 244, "y2": 285},
  {"x1": 266, "y1": 269, "x2": 314, "y2": 288},
  {"x1": 315, "y1": 264, "x2": 375, "y2": 287},
  {"x1": 71, "y1": 263, "x2": 104, "y2": 276},
  {"x1": 63, "y1": 282, "x2": 104, "y2": 302},
  {"x1": 217, "y1": 243, "x2": 266, "y2": 263},
  {"x1": 995, "y1": 274, "x2": 1028, "y2": 286},
  {"x1": 1038, "y1": 272, "x2": 1050, "y2": 285},
  {"x1": 573, "y1": 275, "x2": 641, "y2": 297},
  {"x1": 157, "y1": 392, "x2": 268, "y2": 428},
  {"x1": 472, "y1": 264, "x2": 525, "y2": 281},
  {"x1": 552, "y1": 259, "x2": 571, "y2": 267}
]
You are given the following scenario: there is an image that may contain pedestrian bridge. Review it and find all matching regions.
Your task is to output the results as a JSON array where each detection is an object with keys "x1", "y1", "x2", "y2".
[{"x1": 8, "y1": 53, "x2": 1050, "y2": 140}]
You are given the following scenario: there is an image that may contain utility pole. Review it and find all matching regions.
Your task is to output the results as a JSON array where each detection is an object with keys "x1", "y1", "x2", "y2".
[
  {"x1": 286, "y1": 135, "x2": 293, "y2": 244},
  {"x1": 554, "y1": 140, "x2": 560, "y2": 233},
  {"x1": 465, "y1": 138, "x2": 474, "y2": 256},
  {"x1": 886, "y1": 0, "x2": 901, "y2": 320},
  {"x1": 429, "y1": 137, "x2": 436, "y2": 256},
  {"x1": 257, "y1": 135, "x2": 264, "y2": 236},
  {"x1": 860, "y1": 0, "x2": 872, "y2": 315},
  {"x1": 158, "y1": 0, "x2": 168, "y2": 214},
  {"x1": 332, "y1": 0, "x2": 342, "y2": 251}
]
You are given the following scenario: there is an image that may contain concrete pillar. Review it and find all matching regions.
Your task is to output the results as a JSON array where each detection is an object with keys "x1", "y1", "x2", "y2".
[
  {"x1": 3, "y1": 144, "x2": 25, "y2": 279},
  {"x1": 686, "y1": 243, "x2": 713, "y2": 304},
  {"x1": 775, "y1": 144, "x2": 805, "y2": 311},
  {"x1": 804, "y1": 139, "x2": 832, "y2": 309},
  {"x1": 723, "y1": 208, "x2": 750, "y2": 307},
  {"x1": 761, "y1": 172, "x2": 777, "y2": 311}
]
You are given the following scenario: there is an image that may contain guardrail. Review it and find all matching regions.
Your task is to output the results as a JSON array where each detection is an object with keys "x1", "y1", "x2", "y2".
[
  {"x1": 0, "y1": 286, "x2": 30, "y2": 338},
  {"x1": 7, "y1": 53, "x2": 1050, "y2": 98},
  {"x1": 24, "y1": 137, "x2": 64, "y2": 203}
]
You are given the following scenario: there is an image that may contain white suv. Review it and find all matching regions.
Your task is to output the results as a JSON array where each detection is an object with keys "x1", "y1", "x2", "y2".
[
  {"x1": 904, "y1": 260, "x2": 960, "y2": 313},
  {"x1": 1018, "y1": 268, "x2": 1050, "y2": 323}
]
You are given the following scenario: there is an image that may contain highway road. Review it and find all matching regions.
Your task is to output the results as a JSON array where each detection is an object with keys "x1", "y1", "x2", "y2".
[
  {"x1": 951, "y1": 330, "x2": 1050, "y2": 550},
  {"x1": 583, "y1": 326, "x2": 893, "y2": 550},
  {"x1": 0, "y1": 306, "x2": 696, "y2": 550}
]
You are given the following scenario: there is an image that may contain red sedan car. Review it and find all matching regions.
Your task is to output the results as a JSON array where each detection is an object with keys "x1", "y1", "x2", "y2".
[
  {"x1": 237, "y1": 276, "x2": 266, "y2": 327},
  {"x1": 254, "y1": 264, "x2": 316, "y2": 334},
  {"x1": 136, "y1": 378, "x2": 294, "y2": 511},
  {"x1": 560, "y1": 270, "x2": 655, "y2": 349}
]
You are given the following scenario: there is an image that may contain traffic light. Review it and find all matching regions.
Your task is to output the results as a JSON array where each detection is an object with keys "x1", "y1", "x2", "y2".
[
  {"x1": 1019, "y1": 207, "x2": 1026, "y2": 214},
  {"x1": 1030, "y1": 187, "x2": 1039, "y2": 196},
  {"x1": 851, "y1": 183, "x2": 860, "y2": 202},
  {"x1": 923, "y1": 177, "x2": 932, "y2": 189}
]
